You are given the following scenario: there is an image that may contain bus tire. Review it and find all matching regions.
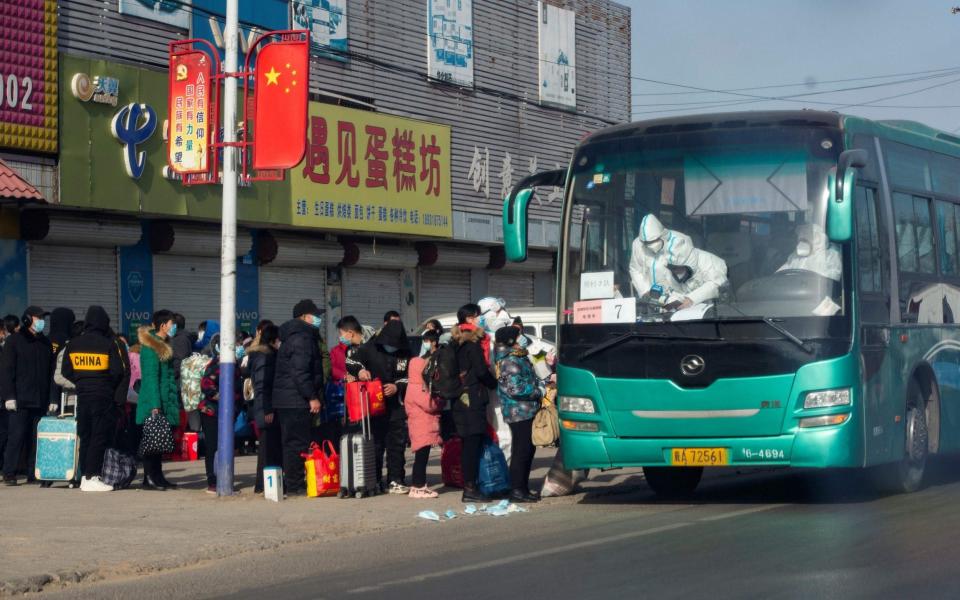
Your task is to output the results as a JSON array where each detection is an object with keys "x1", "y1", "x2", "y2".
[
  {"x1": 643, "y1": 466, "x2": 703, "y2": 498},
  {"x1": 875, "y1": 379, "x2": 928, "y2": 494}
]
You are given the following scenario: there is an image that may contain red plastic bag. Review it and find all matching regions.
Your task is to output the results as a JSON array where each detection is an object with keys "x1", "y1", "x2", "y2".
[
  {"x1": 303, "y1": 441, "x2": 339, "y2": 497},
  {"x1": 441, "y1": 436, "x2": 464, "y2": 488},
  {"x1": 346, "y1": 379, "x2": 386, "y2": 422}
]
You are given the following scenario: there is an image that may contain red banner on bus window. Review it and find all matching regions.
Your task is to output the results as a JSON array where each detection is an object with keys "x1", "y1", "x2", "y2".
[
  {"x1": 168, "y1": 51, "x2": 214, "y2": 175},
  {"x1": 252, "y1": 38, "x2": 309, "y2": 171}
]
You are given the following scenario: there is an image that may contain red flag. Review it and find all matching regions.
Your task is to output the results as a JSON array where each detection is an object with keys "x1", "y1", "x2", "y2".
[{"x1": 253, "y1": 38, "x2": 309, "y2": 171}]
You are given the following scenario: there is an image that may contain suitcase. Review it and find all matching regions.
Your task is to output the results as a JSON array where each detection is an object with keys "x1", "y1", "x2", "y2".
[
  {"x1": 441, "y1": 436, "x2": 464, "y2": 488},
  {"x1": 338, "y1": 386, "x2": 379, "y2": 499},
  {"x1": 35, "y1": 399, "x2": 79, "y2": 483}
]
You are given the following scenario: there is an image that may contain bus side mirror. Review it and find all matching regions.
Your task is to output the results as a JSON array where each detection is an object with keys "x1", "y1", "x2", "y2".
[
  {"x1": 503, "y1": 169, "x2": 566, "y2": 262},
  {"x1": 827, "y1": 149, "x2": 867, "y2": 243}
]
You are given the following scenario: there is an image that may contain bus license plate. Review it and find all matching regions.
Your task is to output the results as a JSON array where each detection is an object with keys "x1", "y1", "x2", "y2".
[{"x1": 670, "y1": 448, "x2": 728, "y2": 466}]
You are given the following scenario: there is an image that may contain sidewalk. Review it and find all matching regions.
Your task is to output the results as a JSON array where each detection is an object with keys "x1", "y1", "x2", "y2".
[{"x1": 0, "y1": 448, "x2": 645, "y2": 596}]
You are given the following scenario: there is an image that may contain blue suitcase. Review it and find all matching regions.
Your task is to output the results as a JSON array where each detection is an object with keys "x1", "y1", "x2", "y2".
[{"x1": 35, "y1": 401, "x2": 79, "y2": 482}]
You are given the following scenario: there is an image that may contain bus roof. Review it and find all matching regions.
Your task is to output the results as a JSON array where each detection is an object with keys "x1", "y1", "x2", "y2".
[{"x1": 586, "y1": 109, "x2": 960, "y2": 158}]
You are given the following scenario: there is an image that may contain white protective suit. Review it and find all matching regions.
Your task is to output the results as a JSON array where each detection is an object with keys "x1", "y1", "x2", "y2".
[
  {"x1": 778, "y1": 223, "x2": 842, "y2": 281},
  {"x1": 628, "y1": 214, "x2": 729, "y2": 306},
  {"x1": 477, "y1": 296, "x2": 513, "y2": 460}
]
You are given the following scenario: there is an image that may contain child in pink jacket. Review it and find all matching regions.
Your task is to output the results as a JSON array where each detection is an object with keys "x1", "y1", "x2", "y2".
[{"x1": 405, "y1": 331, "x2": 443, "y2": 498}]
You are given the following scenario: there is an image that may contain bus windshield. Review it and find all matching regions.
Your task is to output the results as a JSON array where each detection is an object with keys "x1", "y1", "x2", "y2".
[{"x1": 562, "y1": 125, "x2": 850, "y2": 334}]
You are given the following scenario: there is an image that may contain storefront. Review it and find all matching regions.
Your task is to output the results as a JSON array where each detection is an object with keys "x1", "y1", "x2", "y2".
[
  {"x1": 416, "y1": 243, "x2": 488, "y2": 321},
  {"x1": 256, "y1": 231, "x2": 343, "y2": 324},
  {"x1": 149, "y1": 222, "x2": 252, "y2": 331},
  {"x1": 22, "y1": 211, "x2": 140, "y2": 326},
  {"x1": 342, "y1": 243, "x2": 418, "y2": 328}
]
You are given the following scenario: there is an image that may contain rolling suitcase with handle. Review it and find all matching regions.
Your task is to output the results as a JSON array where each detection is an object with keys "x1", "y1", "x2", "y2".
[
  {"x1": 338, "y1": 385, "x2": 379, "y2": 498},
  {"x1": 35, "y1": 396, "x2": 79, "y2": 484}
]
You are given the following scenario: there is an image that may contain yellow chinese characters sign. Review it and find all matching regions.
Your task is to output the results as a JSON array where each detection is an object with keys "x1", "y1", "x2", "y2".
[{"x1": 291, "y1": 103, "x2": 452, "y2": 237}]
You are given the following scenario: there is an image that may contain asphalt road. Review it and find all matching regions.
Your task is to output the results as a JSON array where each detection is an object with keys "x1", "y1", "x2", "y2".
[{"x1": 44, "y1": 458, "x2": 960, "y2": 599}]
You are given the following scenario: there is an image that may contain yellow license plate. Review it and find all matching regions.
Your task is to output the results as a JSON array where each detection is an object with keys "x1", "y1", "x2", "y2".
[{"x1": 669, "y1": 447, "x2": 729, "y2": 466}]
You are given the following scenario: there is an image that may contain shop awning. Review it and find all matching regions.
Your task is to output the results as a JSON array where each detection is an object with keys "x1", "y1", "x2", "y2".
[{"x1": 0, "y1": 159, "x2": 44, "y2": 203}]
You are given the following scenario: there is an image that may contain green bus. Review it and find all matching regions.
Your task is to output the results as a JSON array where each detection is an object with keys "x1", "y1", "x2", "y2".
[{"x1": 504, "y1": 110, "x2": 960, "y2": 496}]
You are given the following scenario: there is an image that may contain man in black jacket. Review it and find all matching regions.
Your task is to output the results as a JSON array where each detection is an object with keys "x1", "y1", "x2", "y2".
[
  {"x1": 62, "y1": 306, "x2": 128, "y2": 492},
  {"x1": 1, "y1": 306, "x2": 54, "y2": 486},
  {"x1": 0, "y1": 314, "x2": 19, "y2": 474},
  {"x1": 346, "y1": 319, "x2": 411, "y2": 493},
  {"x1": 271, "y1": 299, "x2": 325, "y2": 495}
]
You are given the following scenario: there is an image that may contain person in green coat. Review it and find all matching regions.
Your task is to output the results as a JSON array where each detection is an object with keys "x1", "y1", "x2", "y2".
[{"x1": 136, "y1": 310, "x2": 179, "y2": 491}]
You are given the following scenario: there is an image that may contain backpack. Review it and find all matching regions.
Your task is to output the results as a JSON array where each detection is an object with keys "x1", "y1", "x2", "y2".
[
  {"x1": 180, "y1": 353, "x2": 209, "y2": 411},
  {"x1": 422, "y1": 342, "x2": 463, "y2": 400}
]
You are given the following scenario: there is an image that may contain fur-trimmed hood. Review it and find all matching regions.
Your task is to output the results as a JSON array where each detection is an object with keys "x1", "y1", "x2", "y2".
[
  {"x1": 138, "y1": 326, "x2": 173, "y2": 362},
  {"x1": 451, "y1": 324, "x2": 486, "y2": 344},
  {"x1": 246, "y1": 342, "x2": 274, "y2": 355}
]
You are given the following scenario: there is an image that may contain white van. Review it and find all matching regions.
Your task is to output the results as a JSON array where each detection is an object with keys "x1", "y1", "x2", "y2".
[{"x1": 418, "y1": 306, "x2": 558, "y2": 343}]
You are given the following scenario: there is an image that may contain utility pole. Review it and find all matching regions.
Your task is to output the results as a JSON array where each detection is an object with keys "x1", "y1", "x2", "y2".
[{"x1": 216, "y1": 0, "x2": 239, "y2": 497}]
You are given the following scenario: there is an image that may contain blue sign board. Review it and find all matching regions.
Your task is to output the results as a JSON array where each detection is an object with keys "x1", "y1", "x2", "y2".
[
  {"x1": 191, "y1": 0, "x2": 289, "y2": 63},
  {"x1": 119, "y1": 226, "x2": 154, "y2": 339},
  {"x1": 0, "y1": 239, "x2": 27, "y2": 317},
  {"x1": 235, "y1": 251, "x2": 259, "y2": 334}
]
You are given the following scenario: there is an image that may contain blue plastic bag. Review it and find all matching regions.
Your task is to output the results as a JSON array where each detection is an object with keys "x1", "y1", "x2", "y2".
[
  {"x1": 322, "y1": 381, "x2": 346, "y2": 422},
  {"x1": 477, "y1": 439, "x2": 511, "y2": 497},
  {"x1": 234, "y1": 410, "x2": 253, "y2": 437}
]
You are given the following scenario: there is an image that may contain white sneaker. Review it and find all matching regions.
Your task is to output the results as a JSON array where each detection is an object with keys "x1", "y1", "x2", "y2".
[
  {"x1": 80, "y1": 476, "x2": 113, "y2": 492},
  {"x1": 388, "y1": 481, "x2": 409, "y2": 495}
]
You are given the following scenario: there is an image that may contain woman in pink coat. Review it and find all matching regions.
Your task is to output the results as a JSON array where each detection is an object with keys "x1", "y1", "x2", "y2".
[{"x1": 405, "y1": 331, "x2": 443, "y2": 499}]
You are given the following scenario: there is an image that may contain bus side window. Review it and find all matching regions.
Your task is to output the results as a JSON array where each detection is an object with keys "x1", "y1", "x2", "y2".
[{"x1": 855, "y1": 186, "x2": 890, "y2": 324}]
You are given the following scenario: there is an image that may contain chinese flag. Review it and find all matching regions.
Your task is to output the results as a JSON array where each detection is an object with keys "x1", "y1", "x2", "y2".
[{"x1": 253, "y1": 38, "x2": 309, "y2": 171}]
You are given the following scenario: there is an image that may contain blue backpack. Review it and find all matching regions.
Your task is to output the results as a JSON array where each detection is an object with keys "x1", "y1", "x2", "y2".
[{"x1": 477, "y1": 439, "x2": 510, "y2": 497}]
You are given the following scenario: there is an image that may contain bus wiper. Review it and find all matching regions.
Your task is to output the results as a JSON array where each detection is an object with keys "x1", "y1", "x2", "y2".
[
  {"x1": 760, "y1": 317, "x2": 814, "y2": 354},
  {"x1": 578, "y1": 329, "x2": 717, "y2": 361}
]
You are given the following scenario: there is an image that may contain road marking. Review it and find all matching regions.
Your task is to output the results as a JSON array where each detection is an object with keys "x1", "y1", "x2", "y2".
[
  {"x1": 698, "y1": 504, "x2": 784, "y2": 522},
  {"x1": 348, "y1": 521, "x2": 691, "y2": 594},
  {"x1": 348, "y1": 504, "x2": 786, "y2": 594}
]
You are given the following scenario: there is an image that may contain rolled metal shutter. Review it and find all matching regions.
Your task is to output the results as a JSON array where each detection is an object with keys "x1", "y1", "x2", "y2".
[
  {"x1": 28, "y1": 245, "x2": 119, "y2": 326},
  {"x1": 487, "y1": 271, "x2": 535, "y2": 308},
  {"x1": 419, "y1": 269, "x2": 471, "y2": 322},
  {"x1": 260, "y1": 266, "x2": 326, "y2": 324},
  {"x1": 343, "y1": 268, "x2": 401, "y2": 329},
  {"x1": 153, "y1": 254, "x2": 221, "y2": 333}
]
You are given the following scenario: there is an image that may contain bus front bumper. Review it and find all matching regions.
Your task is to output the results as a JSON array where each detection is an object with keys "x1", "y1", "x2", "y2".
[{"x1": 559, "y1": 422, "x2": 861, "y2": 470}]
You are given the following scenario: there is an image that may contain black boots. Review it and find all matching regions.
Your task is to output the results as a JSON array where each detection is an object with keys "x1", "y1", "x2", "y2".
[
  {"x1": 461, "y1": 483, "x2": 489, "y2": 503},
  {"x1": 509, "y1": 489, "x2": 540, "y2": 503}
]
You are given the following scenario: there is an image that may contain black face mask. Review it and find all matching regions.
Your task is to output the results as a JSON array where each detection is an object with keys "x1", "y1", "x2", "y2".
[{"x1": 667, "y1": 264, "x2": 694, "y2": 284}]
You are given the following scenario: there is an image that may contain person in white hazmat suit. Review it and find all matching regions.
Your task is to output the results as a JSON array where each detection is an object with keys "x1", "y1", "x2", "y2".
[
  {"x1": 477, "y1": 297, "x2": 515, "y2": 460},
  {"x1": 628, "y1": 214, "x2": 729, "y2": 310},
  {"x1": 777, "y1": 222, "x2": 842, "y2": 281}
]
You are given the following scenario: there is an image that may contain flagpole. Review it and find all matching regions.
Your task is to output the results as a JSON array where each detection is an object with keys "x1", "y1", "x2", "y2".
[{"x1": 216, "y1": 0, "x2": 239, "y2": 497}]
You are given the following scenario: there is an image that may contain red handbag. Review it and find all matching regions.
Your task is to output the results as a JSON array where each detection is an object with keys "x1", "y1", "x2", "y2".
[
  {"x1": 346, "y1": 379, "x2": 386, "y2": 422},
  {"x1": 302, "y1": 441, "x2": 340, "y2": 497}
]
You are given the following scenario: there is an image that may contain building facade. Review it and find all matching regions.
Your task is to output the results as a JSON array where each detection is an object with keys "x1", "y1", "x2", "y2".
[{"x1": 2, "y1": 0, "x2": 630, "y2": 341}]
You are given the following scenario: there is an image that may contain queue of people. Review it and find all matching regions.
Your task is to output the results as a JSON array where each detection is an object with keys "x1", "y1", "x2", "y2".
[{"x1": 0, "y1": 295, "x2": 557, "y2": 503}]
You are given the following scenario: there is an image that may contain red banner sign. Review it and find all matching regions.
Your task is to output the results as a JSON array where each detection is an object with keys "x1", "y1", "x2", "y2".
[
  {"x1": 168, "y1": 50, "x2": 214, "y2": 175},
  {"x1": 252, "y1": 37, "x2": 309, "y2": 171}
]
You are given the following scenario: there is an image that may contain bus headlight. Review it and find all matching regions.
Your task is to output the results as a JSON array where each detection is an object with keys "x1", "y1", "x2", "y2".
[
  {"x1": 559, "y1": 396, "x2": 596, "y2": 414},
  {"x1": 803, "y1": 388, "x2": 851, "y2": 409}
]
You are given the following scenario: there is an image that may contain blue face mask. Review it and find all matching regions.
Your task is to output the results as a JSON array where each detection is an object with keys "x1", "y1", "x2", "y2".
[
  {"x1": 477, "y1": 316, "x2": 487, "y2": 330},
  {"x1": 169, "y1": 323, "x2": 178, "y2": 337},
  {"x1": 382, "y1": 344, "x2": 398, "y2": 354},
  {"x1": 32, "y1": 318, "x2": 45, "y2": 333},
  {"x1": 418, "y1": 344, "x2": 430, "y2": 358},
  {"x1": 338, "y1": 335, "x2": 351, "y2": 346},
  {"x1": 517, "y1": 335, "x2": 530, "y2": 349},
  {"x1": 310, "y1": 315, "x2": 322, "y2": 329},
  {"x1": 235, "y1": 346, "x2": 246, "y2": 360}
]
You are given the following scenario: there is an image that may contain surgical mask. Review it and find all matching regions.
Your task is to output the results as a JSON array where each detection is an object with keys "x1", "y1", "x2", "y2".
[
  {"x1": 382, "y1": 344, "x2": 398, "y2": 354},
  {"x1": 644, "y1": 239, "x2": 665, "y2": 254},
  {"x1": 795, "y1": 240, "x2": 812, "y2": 258},
  {"x1": 169, "y1": 324, "x2": 178, "y2": 337},
  {"x1": 418, "y1": 344, "x2": 430, "y2": 358},
  {"x1": 477, "y1": 315, "x2": 487, "y2": 330},
  {"x1": 32, "y1": 319, "x2": 45, "y2": 333},
  {"x1": 517, "y1": 335, "x2": 530, "y2": 349},
  {"x1": 338, "y1": 335, "x2": 351, "y2": 346},
  {"x1": 235, "y1": 346, "x2": 246, "y2": 360},
  {"x1": 310, "y1": 315, "x2": 322, "y2": 329}
]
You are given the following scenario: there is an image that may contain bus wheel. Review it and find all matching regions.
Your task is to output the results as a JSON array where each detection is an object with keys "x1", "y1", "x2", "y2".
[
  {"x1": 876, "y1": 380, "x2": 928, "y2": 494},
  {"x1": 643, "y1": 466, "x2": 703, "y2": 498}
]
